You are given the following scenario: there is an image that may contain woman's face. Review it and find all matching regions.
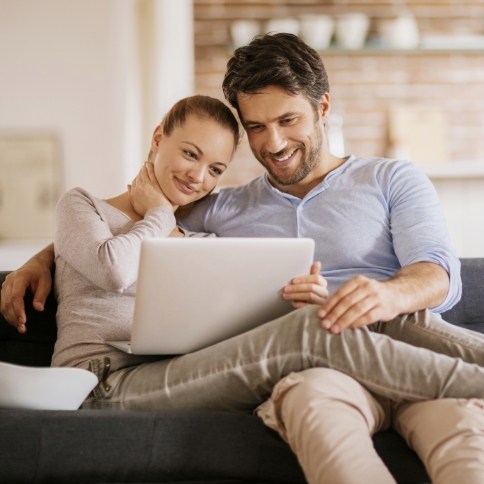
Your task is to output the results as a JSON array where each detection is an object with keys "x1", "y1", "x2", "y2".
[{"x1": 151, "y1": 114, "x2": 235, "y2": 207}]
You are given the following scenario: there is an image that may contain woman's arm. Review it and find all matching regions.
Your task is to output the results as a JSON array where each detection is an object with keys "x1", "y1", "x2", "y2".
[
  {"x1": 56, "y1": 190, "x2": 175, "y2": 294},
  {"x1": 56, "y1": 162, "x2": 175, "y2": 292},
  {"x1": 0, "y1": 243, "x2": 55, "y2": 331}
]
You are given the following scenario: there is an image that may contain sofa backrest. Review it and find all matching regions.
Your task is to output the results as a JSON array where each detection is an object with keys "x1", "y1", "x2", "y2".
[
  {"x1": 0, "y1": 271, "x2": 57, "y2": 366},
  {"x1": 1, "y1": 259, "x2": 483, "y2": 366},
  {"x1": 441, "y1": 258, "x2": 484, "y2": 333}
]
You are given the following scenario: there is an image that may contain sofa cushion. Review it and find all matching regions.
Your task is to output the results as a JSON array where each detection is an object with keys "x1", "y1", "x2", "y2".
[
  {"x1": 0, "y1": 408, "x2": 429, "y2": 484},
  {"x1": 0, "y1": 408, "x2": 306, "y2": 483}
]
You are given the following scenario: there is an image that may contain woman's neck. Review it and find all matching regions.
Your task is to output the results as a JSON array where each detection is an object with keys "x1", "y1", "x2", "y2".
[{"x1": 105, "y1": 192, "x2": 142, "y2": 221}]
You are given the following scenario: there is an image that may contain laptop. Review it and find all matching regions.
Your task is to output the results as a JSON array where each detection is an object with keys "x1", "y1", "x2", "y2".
[{"x1": 107, "y1": 237, "x2": 315, "y2": 355}]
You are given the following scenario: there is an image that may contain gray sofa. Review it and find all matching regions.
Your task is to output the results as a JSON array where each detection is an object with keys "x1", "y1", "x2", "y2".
[{"x1": 1, "y1": 258, "x2": 484, "y2": 483}]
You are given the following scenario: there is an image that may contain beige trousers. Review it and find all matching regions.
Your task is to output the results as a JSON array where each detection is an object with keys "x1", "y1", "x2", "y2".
[{"x1": 257, "y1": 368, "x2": 484, "y2": 484}]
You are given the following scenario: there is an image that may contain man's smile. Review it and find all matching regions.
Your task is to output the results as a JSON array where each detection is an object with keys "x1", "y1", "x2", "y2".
[{"x1": 265, "y1": 147, "x2": 300, "y2": 168}]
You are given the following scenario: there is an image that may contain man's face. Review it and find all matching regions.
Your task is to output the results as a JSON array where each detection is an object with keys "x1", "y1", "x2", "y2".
[{"x1": 237, "y1": 86, "x2": 327, "y2": 193}]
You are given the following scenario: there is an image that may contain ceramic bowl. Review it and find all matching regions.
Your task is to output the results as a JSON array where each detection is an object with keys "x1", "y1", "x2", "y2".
[{"x1": 0, "y1": 361, "x2": 98, "y2": 410}]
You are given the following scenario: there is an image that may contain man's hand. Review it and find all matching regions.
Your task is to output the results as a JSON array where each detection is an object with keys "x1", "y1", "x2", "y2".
[
  {"x1": 317, "y1": 262, "x2": 450, "y2": 334},
  {"x1": 128, "y1": 162, "x2": 173, "y2": 217},
  {"x1": 317, "y1": 276, "x2": 402, "y2": 334},
  {"x1": 0, "y1": 245, "x2": 54, "y2": 333},
  {"x1": 282, "y1": 261, "x2": 328, "y2": 308}
]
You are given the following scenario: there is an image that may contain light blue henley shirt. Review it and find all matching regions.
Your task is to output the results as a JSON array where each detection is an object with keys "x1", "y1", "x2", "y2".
[{"x1": 180, "y1": 155, "x2": 461, "y2": 313}]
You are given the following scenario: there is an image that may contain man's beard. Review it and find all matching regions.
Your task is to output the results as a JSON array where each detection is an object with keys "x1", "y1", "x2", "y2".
[{"x1": 257, "y1": 126, "x2": 323, "y2": 186}]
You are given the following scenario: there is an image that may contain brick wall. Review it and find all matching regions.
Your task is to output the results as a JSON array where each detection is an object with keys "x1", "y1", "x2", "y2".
[{"x1": 193, "y1": 0, "x2": 484, "y2": 186}]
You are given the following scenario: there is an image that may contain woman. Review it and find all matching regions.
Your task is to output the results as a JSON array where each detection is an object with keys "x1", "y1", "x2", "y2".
[
  {"x1": 52, "y1": 94, "x2": 327, "y2": 408},
  {"x1": 52, "y1": 95, "x2": 240, "y2": 372}
]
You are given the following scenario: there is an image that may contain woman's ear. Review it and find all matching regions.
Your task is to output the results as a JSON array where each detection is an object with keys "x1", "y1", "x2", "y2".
[{"x1": 151, "y1": 123, "x2": 164, "y2": 153}]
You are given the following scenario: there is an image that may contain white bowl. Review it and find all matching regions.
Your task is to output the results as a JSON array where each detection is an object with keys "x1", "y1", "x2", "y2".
[
  {"x1": 0, "y1": 361, "x2": 98, "y2": 410},
  {"x1": 335, "y1": 13, "x2": 370, "y2": 50},
  {"x1": 299, "y1": 15, "x2": 334, "y2": 50}
]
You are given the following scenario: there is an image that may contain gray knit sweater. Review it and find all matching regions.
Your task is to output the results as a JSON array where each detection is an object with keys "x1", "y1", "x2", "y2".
[{"x1": 52, "y1": 187, "x2": 180, "y2": 369}]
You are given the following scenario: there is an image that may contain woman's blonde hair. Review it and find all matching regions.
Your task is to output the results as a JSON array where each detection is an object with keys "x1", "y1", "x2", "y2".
[{"x1": 162, "y1": 95, "x2": 240, "y2": 148}]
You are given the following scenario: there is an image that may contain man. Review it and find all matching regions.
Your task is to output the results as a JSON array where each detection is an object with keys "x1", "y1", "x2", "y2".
[
  {"x1": 2, "y1": 33, "x2": 484, "y2": 483},
  {"x1": 182, "y1": 34, "x2": 460, "y2": 334}
]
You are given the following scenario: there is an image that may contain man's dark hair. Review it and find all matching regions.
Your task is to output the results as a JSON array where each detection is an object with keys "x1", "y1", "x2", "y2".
[{"x1": 222, "y1": 33, "x2": 330, "y2": 117}]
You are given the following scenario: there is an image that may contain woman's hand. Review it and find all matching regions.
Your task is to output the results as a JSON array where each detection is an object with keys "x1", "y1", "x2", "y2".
[
  {"x1": 282, "y1": 261, "x2": 328, "y2": 308},
  {"x1": 128, "y1": 162, "x2": 173, "y2": 217}
]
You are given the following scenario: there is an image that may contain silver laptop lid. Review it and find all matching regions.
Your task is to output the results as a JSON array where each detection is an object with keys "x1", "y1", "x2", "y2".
[{"x1": 130, "y1": 237, "x2": 315, "y2": 354}]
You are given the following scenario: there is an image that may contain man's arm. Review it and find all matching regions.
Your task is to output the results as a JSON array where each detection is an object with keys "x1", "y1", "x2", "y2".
[
  {"x1": 0, "y1": 243, "x2": 55, "y2": 333},
  {"x1": 317, "y1": 261, "x2": 449, "y2": 334}
]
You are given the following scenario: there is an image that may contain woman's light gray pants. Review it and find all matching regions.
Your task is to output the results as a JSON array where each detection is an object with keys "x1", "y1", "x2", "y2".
[{"x1": 84, "y1": 306, "x2": 484, "y2": 412}]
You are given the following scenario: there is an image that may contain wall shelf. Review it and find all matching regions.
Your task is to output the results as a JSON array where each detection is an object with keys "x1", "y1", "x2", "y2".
[
  {"x1": 420, "y1": 161, "x2": 484, "y2": 179},
  {"x1": 319, "y1": 35, "x2": 484, "y2": 54},
  {"x1": 319, "y1": 46, "x2": 484, "y2": 55}
]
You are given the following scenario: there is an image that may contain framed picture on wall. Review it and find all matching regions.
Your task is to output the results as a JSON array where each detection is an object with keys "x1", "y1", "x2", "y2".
[{"x1": 0, "y1": 134, "x2": 62, "y2": 240}]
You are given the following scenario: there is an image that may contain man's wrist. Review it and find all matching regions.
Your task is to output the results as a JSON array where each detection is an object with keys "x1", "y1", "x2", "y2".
[{"x1": 33, "y1": 244, "x2": 55, "y2": 270}]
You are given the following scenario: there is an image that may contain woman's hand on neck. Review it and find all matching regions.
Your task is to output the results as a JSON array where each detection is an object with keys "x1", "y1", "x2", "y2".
[
  {"x1": 106, "y1": 162, "x2": 176, "y2": 221},
  {"x1": 128, "y1": 162, "x2": 176, "y2": 218}
]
